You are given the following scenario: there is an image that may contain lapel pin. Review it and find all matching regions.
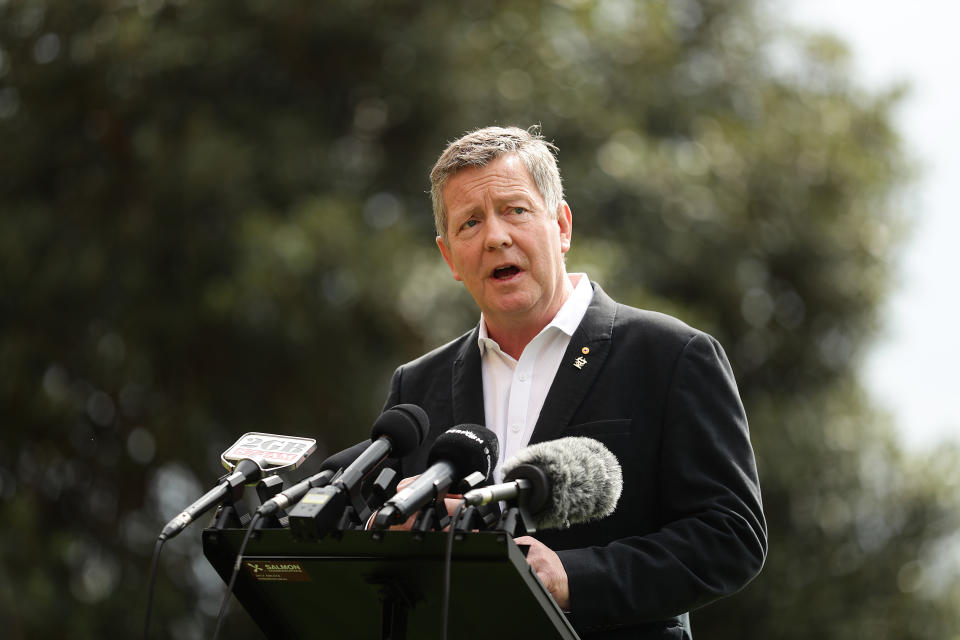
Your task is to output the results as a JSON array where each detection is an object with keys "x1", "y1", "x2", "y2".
[{"x1": 573, "y1": 356, "x2": 587, "y2": 370}]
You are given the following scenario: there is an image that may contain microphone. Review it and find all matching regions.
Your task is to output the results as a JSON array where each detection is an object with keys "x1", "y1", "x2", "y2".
[
  {"x1": 372, "y1": 424, "x2": 499, "y2": 528},
  {"x1": 288, "y1": 404, "x2": 428, "y2": 539},
  {"x1": 159, "y1": 432, "x2": 318, "y2": 540},
  {"x1": 257, "y1": 440, "x2": 376, "y2": 517},
  {"x1": 160, "y1": 458, "x2": 264, "y2": 541},
  {"x1": 463, "y1": 436, "x2": 623, "y2": 530},
  {"x1": 320, "y1": 439, "x2": 375, "y2": 472}
]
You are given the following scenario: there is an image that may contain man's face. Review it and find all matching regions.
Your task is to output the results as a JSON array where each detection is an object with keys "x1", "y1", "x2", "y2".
[{"x1": 436, "y1": 154, "x2": 572, "y2": 329}]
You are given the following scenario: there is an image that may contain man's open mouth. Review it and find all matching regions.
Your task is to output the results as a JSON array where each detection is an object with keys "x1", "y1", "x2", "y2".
[{"x1": 492, "y1": 265, "x2": 520, "y2": 280}]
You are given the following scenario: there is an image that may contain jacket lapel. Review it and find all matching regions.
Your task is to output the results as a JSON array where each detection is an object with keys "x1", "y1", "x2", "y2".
[
  {"x1": 451, "y1": 324, "x2": 486, "y2": 428},
  {"x1": 529, "y1": 283, "x2": 617, "y2": 445}
]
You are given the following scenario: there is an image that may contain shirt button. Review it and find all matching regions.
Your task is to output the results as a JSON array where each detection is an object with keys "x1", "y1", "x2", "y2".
[
  {"x1": 511, "y1": 423, "x2": 522, "y2": 433},
  {"x1": 519, "y1": 373, "x2": 529, "y2": 382}
]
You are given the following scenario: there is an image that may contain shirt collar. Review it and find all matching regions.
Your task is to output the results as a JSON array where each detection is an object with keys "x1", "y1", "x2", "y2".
[{"x1": 477, "y1": 273, "x2": 593, "y2": 355}]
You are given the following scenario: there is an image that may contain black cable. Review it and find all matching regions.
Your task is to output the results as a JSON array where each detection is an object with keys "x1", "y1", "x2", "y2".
[
  {"x1": 442, "y1": 499, "x2": 466, "y2": 640},
  {"x1": 211, "y1": 511, "x2": 262, "y2": 640},
  {"x1": 144, "y1": 536, "x2": 166, "y2": 640}
]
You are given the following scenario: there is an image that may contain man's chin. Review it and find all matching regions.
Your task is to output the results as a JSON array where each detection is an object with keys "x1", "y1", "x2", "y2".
[{"x1": 483, "y1": 294, "x2": 539, "y2": 319}]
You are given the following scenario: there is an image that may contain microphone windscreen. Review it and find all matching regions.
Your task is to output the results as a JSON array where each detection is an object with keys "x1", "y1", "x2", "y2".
[
  {"x1": 427, "y1": 424, "x2": 499, "y2": 483},
  {"x1": 502, "y1": 437, "x2": 622, "y2": 529},
  {"x1": 371, "y1": 404, "x2": 429, "y2": 456}
]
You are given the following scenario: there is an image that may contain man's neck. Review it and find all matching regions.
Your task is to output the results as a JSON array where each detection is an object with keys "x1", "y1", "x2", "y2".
[
  {"x1": 484, "y1": 323, "x2": 544, "y2": 361},
  {"x1": 483, "y1": 274, "x2": 579, "y2": 360}
]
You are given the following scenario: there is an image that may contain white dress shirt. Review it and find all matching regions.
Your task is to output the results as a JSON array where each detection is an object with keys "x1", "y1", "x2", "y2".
[{"x1": 478, "y1": 273, "x2": 594, "y2": 480}]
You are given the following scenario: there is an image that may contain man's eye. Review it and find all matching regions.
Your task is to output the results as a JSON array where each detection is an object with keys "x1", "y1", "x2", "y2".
[
  {"x1": 512, "y1": 207, "x2": 526, "y2": 215},
  {"x1": 462, "y1": 219, "x2": 479, "y2": 229}
]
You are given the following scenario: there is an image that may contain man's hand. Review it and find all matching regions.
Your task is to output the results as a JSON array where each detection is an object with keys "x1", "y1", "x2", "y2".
[{"x1": 514, "y1": 536, "x2": 570, "y2": 610}]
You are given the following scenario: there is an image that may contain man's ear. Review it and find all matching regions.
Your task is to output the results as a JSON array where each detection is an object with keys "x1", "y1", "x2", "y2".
[
  {"x1": 436, "y1": 236, "x2": 463, "y2": 281},
  {"x1": 557, "y1": 201, "x2": 573, "y2": 254}
]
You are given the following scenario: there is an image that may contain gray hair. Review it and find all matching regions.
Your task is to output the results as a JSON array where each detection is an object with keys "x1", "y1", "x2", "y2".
[{"x1": 430, "y1": 125, "x2": 564, "y2": 240}]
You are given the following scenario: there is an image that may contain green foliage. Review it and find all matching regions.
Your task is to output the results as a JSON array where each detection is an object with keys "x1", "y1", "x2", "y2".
[{"x1": 1, "y1": 0, "x2": 957, "y2": 638}]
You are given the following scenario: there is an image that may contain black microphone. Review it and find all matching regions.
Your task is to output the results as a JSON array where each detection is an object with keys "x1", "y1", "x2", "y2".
[
  {"x1": 257, "y1": 440, "x2": 376, "y2": 517},
  {"x1": 373, "y1": 424, "x2": 499, "y2": 528},
  {"x1": 462, "y1": 436, "x2": 623, "y2": 530},
  {"x1": 158, "y1": 432, "x2": 318, "y2": 541},
  {"x1": 321, "y1": 439, "x2": 375, "y2": 472},
  {"x1": 288, "y1": 404, "x2": 428, "y2": 539},
  {"x1": 160, "y1": 458, "x2": 264, "y2": 541}
]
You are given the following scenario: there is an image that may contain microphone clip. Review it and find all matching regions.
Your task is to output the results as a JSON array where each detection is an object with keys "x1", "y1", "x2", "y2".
[
  {"x1": 209, "y1": 476, "x2": 253, "y2": 531},
  {"x1": 411, "y1": 499, "x2": 451, "y2": 537},
  {"x1": 454, "y1": 501, "x2": 502, "y2": 532},
  {"x1": 252, "y1": 475, "x2": 287, "y2": 530},
  {"x1": 493, "y1": 478, "x2": 538, "y2": 536},
  {"x1": 411, "y1": 469, "x2": 491, "y2": 535}
]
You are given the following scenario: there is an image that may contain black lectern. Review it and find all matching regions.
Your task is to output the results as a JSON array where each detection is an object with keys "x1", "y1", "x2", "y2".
[{"x1": 202, "y1": 528, "x2": 581, "y2": 639}]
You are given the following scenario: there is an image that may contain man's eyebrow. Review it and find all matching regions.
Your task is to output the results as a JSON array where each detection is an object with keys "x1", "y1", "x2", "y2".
[
  {"x1": 493, "y1": 190, "x2": 535, "y2": 204},
  {"x1": 447, "y1": 188, "x2": 537, "y2": 220},
  {"x1": 449, "y1": 204, "x2": 481, "y2": 219}
]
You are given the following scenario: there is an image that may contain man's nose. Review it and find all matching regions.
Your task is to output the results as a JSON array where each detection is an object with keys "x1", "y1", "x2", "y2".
[{"x1": 484, "y1": 213, "x2": 512, "y2": 250}]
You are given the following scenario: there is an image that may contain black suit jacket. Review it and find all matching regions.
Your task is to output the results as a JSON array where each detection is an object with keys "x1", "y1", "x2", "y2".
[{"x1": 383, "y1": 284, "x2": 767, "y2": 639}]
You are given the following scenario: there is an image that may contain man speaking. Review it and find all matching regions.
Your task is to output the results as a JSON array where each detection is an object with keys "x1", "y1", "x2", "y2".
[{"x1": 382, "y1": 126, "x2": 766, "y2": 639}]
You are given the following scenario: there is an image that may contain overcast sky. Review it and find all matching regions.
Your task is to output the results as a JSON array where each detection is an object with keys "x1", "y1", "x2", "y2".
[{"x1": 779, "y1": 0, "x2": 960, "y2": 451}]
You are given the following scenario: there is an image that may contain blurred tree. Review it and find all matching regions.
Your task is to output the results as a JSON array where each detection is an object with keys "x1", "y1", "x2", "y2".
[{"x1": 1, "y1": 0, "x2": 957, "y2": 638}]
